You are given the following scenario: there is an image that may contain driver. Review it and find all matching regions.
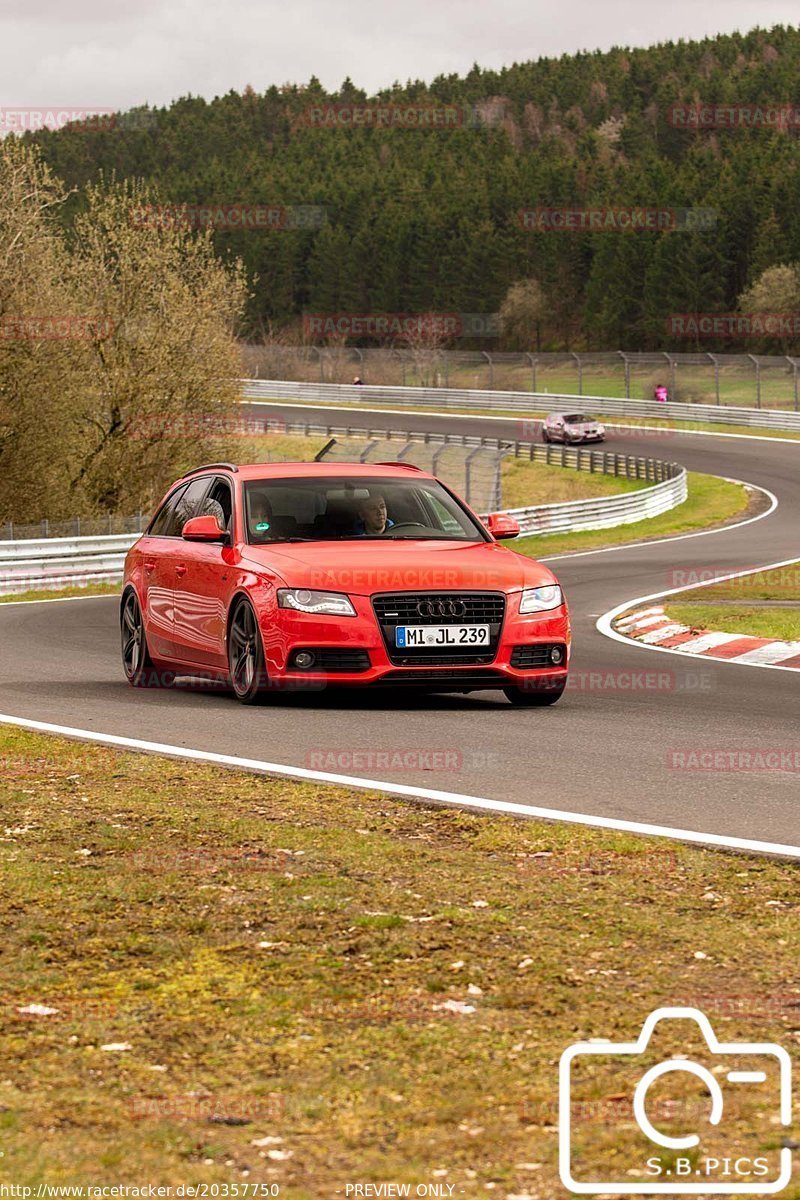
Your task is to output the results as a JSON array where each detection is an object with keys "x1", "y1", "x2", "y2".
[
  {"x1": 248, "y1": 493, "x2": 273, "y2": 536},
  {"x1": 355, "y1": 492, "x2": 394, "y2": 535}
]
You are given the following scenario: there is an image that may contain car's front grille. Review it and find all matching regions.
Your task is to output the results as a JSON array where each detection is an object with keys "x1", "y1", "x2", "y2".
[
  {"x1": 372, "y1": 592, "x2": 506, "y2": 666},
  {"x1": 289, "y1": 648, "x2": 371, "y2": 673},
  {"x1": 373, "y1": 593, "x2": 505, "y2": 625},
  {"x1": 510, "y1": 643, "x2": 566, "y2": 669}
]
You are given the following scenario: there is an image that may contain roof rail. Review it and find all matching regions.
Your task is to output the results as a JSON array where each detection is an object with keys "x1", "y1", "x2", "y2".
[
  {"x1": 373, "y1": 461, "x2": 425, "y2": 471},
  {"x1": 181, "y1": 462, "x2": 239, "y2": 477}
]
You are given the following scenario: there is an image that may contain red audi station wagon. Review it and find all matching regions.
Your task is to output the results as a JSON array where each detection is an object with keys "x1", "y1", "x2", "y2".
[{"x1": 121, "y1": 461, "x2": 570, "y2": 705}]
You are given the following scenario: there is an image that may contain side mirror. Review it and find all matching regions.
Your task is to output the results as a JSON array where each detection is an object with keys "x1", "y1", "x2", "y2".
[
  {"x1": 486, "y1": 512, "x2": 520, "y2": 540},
  {"x1": 182, "y1": 514, "x2": 227, "y2": 542}
]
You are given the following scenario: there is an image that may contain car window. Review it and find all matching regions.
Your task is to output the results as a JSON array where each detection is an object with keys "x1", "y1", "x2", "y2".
[
  {"x1": 148, "y1": 483, "x2": 189, "y2": 537},
  {"x1": 171, "y1": 477, "x2": 215, "y2": 536},
  {"x1": 206, "y1": 476, "x2": 233, "y2": 531},
  {"x1": 243, "y1": 476, "x2": 488, "y2": 544},
  {"x1": 423, "y1": 491, "x2": 467, "y2": 535}
]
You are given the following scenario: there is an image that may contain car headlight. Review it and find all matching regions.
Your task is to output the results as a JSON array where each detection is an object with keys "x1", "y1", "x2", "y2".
[
  {"x1": 519, "y1": 585, "x2": 563, "y2": 614},
  {"x1": 277, "y1": 588, "x2": 356, "y2": 617}
]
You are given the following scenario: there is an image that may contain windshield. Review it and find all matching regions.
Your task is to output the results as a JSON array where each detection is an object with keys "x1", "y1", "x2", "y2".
[
  {"x1": 564, "y1": 414, "x2": 594, "y2": 424},
  {"x1": 243, "y1": 475, "x2": 489, "y2": 544}
]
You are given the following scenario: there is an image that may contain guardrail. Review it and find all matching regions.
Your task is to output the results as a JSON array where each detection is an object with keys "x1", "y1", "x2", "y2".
[
  {"x1": 508, "y1": 471, "x2": 686, "y2": 535},
  {"x1": 0, "y1": 423, "x2": 686, "y2": 594},
  {"x1": 243, "y1": 378, "x2": 800, "y2": 433}
]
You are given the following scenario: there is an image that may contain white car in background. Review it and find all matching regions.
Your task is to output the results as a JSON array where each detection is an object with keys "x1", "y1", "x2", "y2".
[{"x1": 542, "y1": 412, "x2": 606, "y2": 444}]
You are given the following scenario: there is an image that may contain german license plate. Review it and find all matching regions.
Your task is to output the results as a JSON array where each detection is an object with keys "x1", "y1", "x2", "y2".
[{"x1": 395, "y1": 624, "x2": 489, "y2": 648}]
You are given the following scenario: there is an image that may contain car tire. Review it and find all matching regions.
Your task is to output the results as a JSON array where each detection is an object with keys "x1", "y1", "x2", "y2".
[
  {"x1": 542, "y1": 430, "x2": 551, "y2": 443},
  {"x1": 503, "y1": 683, "x2": 565, "y2": 707},
  {"x1": 228, "y1": 597, "x2": 268, "y2": 704},
  {"x1": 121, "y1": 588, "x2": 175, "y2": 688}
]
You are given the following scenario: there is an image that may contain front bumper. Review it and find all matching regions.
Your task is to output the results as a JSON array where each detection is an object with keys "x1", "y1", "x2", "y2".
[{"x1": 261, "y1": 594, "x2": 570, "y2": 690}]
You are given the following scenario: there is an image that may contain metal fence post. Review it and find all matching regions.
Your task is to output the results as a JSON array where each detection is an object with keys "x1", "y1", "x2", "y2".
[
  {"x1": 572, "y1": 352, "x2": 583, "y2": 395},
  {"x1": 525, "y1": 353, "x2": 537, "y2": 393},
  {"x1": 708, "y1": 353, "x2": 720, "y2": 404},
  {"x1": 482, "y1": 351, "x2": 494, "y2": 390},
  {"x1": 619, "y1": 352, "x2": 631, "y2": 398},
  {"x1": 748, "y1": 354, "x2": 761, "y2": 408}
]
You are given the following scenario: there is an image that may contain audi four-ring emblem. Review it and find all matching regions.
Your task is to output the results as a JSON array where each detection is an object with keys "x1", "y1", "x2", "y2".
[{"x1": 416, "y1": 598, "x2": 467, "y2": 618}]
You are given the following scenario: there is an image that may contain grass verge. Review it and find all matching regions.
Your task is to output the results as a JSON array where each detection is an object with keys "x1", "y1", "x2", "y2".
[
  {"x1": 664, "y1": 603, "x2": 800, "y2": 642},
  {"x1": 514, "y1": 471, "x2": 751, "y2": 559},
  {"x1": 663, "y1": 563, "x2": 800, "y2": 642},
  {"x1": 0, "y1": 583, "x2": 122, "y2": 605},
  {"x1": 0, "y1": 726, "x2": 798, "y2": 1193}
]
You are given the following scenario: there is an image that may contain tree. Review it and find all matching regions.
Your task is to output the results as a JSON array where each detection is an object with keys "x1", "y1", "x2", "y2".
[
  {"x1": 0, "y1": 141, "x2": 249, "y2": 522},
  {"x1": 0, "y1": 140, "x2": 86, "y2": 519},
  {"x1": 66, "y1": 178, "x2": 249, "y2": 513},
  {"x1": 738, "y1": 262, "x2": 800, "y2": 352},
  {"x1": 738, "y1": 263, "x2": 800, "y2": 313},
  {"x1": 498, "y1": 278, "x2": 547, "y2": 350}
]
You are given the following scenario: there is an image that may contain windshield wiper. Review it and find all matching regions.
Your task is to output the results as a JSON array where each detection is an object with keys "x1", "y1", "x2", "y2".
[{"x1": 258, "y1": 536, "x2": 317, "y2": 544}]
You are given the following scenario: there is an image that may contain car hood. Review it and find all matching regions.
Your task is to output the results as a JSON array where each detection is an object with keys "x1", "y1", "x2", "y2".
[{"x1": 240, "y1": 538, "x2": 558, "y2": 595}]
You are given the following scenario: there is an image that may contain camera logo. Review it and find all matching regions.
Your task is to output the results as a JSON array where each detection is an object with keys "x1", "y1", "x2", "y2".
[{"x1": 559, "y1": 1006, "x2": 792, "y2": 1194}]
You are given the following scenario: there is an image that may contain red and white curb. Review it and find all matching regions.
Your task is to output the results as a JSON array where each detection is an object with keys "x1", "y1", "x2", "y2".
[{"x1": 615, "y1": 607, "x2": 800, "y2": 669}]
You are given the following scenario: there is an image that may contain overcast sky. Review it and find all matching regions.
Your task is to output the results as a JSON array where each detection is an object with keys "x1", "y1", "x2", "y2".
[{"x1": 0, "y1": 0, "x2": 797, "y2": 114}]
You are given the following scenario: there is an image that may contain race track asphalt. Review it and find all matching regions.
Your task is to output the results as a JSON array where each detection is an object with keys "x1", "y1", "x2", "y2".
[{"x1": 1, "y1": 401, "x2": 798, "y2": 849}]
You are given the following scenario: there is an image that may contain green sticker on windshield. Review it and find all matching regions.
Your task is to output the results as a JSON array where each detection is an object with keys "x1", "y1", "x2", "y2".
[{"x1": 255, "y1": 522, "x2": 271, "y2": 531}]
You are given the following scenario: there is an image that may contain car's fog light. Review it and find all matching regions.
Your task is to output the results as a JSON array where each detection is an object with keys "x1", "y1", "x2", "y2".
[
  {"x1": 550, "y1": 645, "x2": 564, "y2": 665},
  {"x1": 294, "y1": 651, "x2": 316, "y2": 669}
]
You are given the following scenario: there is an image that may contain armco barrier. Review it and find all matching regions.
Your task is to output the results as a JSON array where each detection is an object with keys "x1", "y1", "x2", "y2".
[
  {"x1": 242, "y1": 378, "x2": 800, "y2": 433},
  {"x1": 0, "y1": 424, "x2": 686, "y2": 594},
  {"x1": 509, "y1": 471, "x2": 686, "y2": 536}
]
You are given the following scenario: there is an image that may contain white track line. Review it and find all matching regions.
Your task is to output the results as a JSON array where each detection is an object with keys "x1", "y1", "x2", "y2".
[
  {"x1": 598, "y1": 555, "x2": 800, "y2": 674},
  {"x1": 247, "y1": 399, "x2": 800, "y2": 444},
  {"x1": 2, "y1": 712, "x2": 800, "y2": 859}
]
